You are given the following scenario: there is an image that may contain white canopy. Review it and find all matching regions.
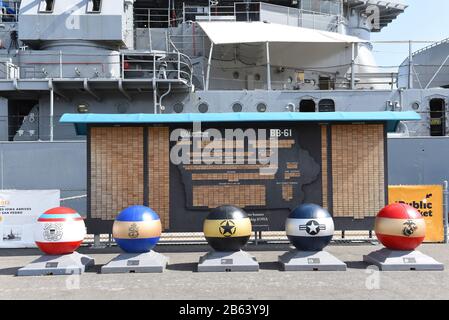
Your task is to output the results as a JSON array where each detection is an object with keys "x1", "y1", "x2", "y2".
[{"x1": 197, "y1": 21, "x2": 362, "y2": 45}]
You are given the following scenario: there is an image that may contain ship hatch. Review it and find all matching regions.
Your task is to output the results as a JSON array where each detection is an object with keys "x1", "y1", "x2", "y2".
[{"x1": 429, "y1": 98, "x2": 446, "y2": 136}]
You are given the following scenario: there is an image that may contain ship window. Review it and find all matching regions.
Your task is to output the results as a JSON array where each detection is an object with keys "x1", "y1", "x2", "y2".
[
  {"x1": 198, "y1": 102, "x2": 208, "y2": 113},
  {"x1": 300, "y1": 99, "x2": 316, "y2": 112},
  {"x1": 319, "y1": 99, "x2": 335, "y2": 112},
  {"x1": 429, "y1": 98, "x2": 446, "y2": 136},
  {"x1": 87, "y1": 0, "x2": 102, "y2": 13},
  {"x1": 173, "y1": 103, "x2": 184, "y2": 113},
  {"x1": 39, "y1": 0, "x2": 54, "y2": 13},
  {"x1": 257, "y1": 103, "x2": 267, "y2": 112},
  {"x1": 232, "y1": 102, "x2": 243, "y2": 112}
]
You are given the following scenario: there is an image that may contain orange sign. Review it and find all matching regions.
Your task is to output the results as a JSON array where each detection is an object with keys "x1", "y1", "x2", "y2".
[{"x1": 388, "y1": 185, "x2": 444, "y2": 243}]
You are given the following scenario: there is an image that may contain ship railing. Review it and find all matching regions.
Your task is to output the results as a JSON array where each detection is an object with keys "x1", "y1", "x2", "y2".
[
  {"x1": 133, "y1": 2, "x2": 343, "y2": 32},
  {"x1": 121, "y1": 50, "x2": 193, "y2": 86},
  {"x1": 0, "y1": 59, "x2": 19, "y2": 79},
  {"x1": 0, "y1": 50, "x2": 193, "y2": 87},
  {"x1": 204, "y1": 71, "x2": 398, "y2": 91},
  {"x1": 134, "y1": 7, "x2": 184, "y2": 28},
  {"x1": 181, "y1": 2, "x2": 343, "y2": 32}
]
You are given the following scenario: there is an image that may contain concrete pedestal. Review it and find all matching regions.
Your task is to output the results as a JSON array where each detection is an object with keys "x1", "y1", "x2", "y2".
[
  {"x1": 363, "y1": 248, "x2": 444, "y2": 271},
  {"x1": 197, "y1": 250, "x2": 259, "y2": 272},
  {"x1": 17, "y1": 252, "x2": 95, "y2": 276},
  {"x1": 101, "y1": 251, "x2": 169, "y2": 274},
  {"x1": 279, "y1": 250, "x2": 347, "y2": 271}
]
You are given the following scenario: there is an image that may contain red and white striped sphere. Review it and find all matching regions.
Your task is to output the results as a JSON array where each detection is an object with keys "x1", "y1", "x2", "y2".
[
  {"x1": 375, "y1": 203, "x2": 426, "y2": 251},
  {"x1": 34, "y1": 207, "x2": 86, "y2": 255}
]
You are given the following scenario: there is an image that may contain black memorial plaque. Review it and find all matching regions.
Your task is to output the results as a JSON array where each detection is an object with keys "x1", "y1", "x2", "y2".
[{"x1": 168, "y1": 123, "x2": 322, "y2": 232}]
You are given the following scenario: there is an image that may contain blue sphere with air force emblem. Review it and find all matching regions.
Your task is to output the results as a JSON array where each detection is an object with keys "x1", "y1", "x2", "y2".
[{"x1": 285, "y1": 204, "x2": 334, "y2": 251}]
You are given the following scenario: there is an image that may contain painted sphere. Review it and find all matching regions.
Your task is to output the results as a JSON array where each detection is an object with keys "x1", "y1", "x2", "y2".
[
  {"x1": 203, "y1": 205, "x2": 252, "y2": 252},
  {"x1": 286, "y1": 204, "x2": 334, "y2": 251},
  {"x1": 34, "y1": 207, "x2": 86, "y2": 255},
  {"x1": 375, "y1": 203, "x2": 425, "y2": 251},
  {"x1": 113, "y1": 205, "x2": 162, "y2": 253}
]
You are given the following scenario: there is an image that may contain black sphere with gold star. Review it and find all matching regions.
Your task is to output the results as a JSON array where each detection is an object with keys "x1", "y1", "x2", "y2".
[{"x1": 203, "y1": 205, "x2": 252, "y2": 252}]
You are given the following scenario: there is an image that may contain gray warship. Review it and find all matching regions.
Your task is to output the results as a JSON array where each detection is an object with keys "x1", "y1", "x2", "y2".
[{"x1": 0, "y1": 0, "x2": 447, "y2": 237}]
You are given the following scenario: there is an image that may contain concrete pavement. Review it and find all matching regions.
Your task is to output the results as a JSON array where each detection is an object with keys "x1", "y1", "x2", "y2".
[{"x1": 0, "y1": 244, "x2": 447, "y2": 300}]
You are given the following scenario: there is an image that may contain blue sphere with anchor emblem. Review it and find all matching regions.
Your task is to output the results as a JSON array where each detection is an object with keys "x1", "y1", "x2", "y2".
[
  {"x1": 286, "y1": 204, "x2": 334, "y2": 251},
  {"x1": 112, "y1": 205, "x2": 162, "y2": 253}
]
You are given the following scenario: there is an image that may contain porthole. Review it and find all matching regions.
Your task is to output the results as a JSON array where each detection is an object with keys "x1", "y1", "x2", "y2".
[
  {"x1": 411, "y1": 102, "x2": 420, "y2": 111},
  {"x1": 233, "y1": 71, "x2": 240, "y2": 79},
  {"x1": 254, "y1": 74, "x2": 261, "y2": 81},
  {"x1": 116, "y1": 102, "x2": 129, "y2": 114},
  {"x1": 257, "y1": 102, "x2": 267, "y2": 112},
  {"x1": 232, "y1": 102, "x2": 243, "y2": 112},
  {"x1": 198, "y1": 102, "x2": 209, "y2": 113},
  {"x1": 173, "y1": 102, "x2": 184, "y2": 113}
]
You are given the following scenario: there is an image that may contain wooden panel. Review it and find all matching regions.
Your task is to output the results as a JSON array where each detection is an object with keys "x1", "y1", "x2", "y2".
[
  {"x1": 148, "y1": 127, "x2": 170, "y2": 230},
  {"x1": 331, "y1": 124, "x2": 385, "y2": 219},
  {"x1": 90, "y1": 127, "x2": 144, "y2": 221}
]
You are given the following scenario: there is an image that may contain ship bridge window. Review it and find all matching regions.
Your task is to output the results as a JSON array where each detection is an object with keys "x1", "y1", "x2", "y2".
[
  {"x1": 429, "y1": 98, "x2": 446, "y2": 136},
  {"x1": 39, "y1": 0, "x2": 54, "y2": 13},
  {"x1": 319, "y1": 99, "x2": 335, "y2": 112},
  {"x1": 300, "y1": 99, "x2": 316, "y2": 112},
  {"x1": 87, "y1": 0, "x2": 102, "y2": 13}
]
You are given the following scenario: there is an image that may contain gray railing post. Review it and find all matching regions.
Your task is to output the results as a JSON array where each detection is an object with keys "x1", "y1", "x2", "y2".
[
  {"x1": 408, "y1": 40, "x2": 413, "y2": 89},
  {"x1": 182, "y1": 2, "x2": 185, "y2": 23},
  {"x1": 59, "y1": 51, "x2": 63, "y2": 78},
  {"x1": 49, "y1": 80, "x2": 54, "y2": 142},
  {"x1": 121, "y1": 52, "x2": 125, "y2": 79},
  {"x1": 266, "y1": 42, "x2": 271, "y2": 90},
  {"x1": 153, "y1": 54, "x2": 157, "y2": 113},
  {"x1": 178, "y1": 51, "x2": 181, "y2": 80}
]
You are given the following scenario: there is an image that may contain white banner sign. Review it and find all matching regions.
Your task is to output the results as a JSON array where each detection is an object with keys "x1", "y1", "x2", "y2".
[{"x1": 0, "y1": 190, "x2": 60, "y2": 248}]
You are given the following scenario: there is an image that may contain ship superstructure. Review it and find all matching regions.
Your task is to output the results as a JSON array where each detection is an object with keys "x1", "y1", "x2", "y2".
[{"x1": 0, "y1": 0, "x2": 433, "y2": 142}]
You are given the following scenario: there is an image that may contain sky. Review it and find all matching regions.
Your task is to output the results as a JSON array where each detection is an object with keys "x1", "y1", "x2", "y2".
[{"x1": 371, "y1": 0, "x2": 449, "y2": 68}]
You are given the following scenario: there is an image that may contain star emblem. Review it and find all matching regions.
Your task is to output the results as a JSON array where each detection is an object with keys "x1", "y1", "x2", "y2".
[
  {"x1": 306, "y1": 220, "x2": 320, "y2": 235},
  {"x1": 219, "y1": 220, "x2": 236, "y2": 237}
]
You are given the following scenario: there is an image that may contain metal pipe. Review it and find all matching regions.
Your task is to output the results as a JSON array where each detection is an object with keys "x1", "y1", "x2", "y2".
[
  {"x1": 408, "y1": 40, "x2": 413, "y2": 89},
  {"x1": 266, "y1": 42, "x2": 271, "y2": 90},
  {"x1": 444, "y1": 180, "x2": 448, "y2": 244},
  {"x1": 351, "y1": 42, "x2": 355, "y2": 89},
  {"x1": 49, "y1": 80, "x2": 54, "y2": 142},
  {"x1": 59, "y1": 51, "x2": 63, "y2": 78},
  {"x1": 153, "y1": 54, "x2": 157, "y2": 113},
  {"x1": 159, "y1": 83, "x2": 172, "y2": 112},
  {"x1": 121, "y1": 53, "x2": 125, "y2": 79},
  {"x1": 178, "y1": 51, "x2": 181, "y2": 80},
  {"x1": 118, "y1": 79, "x2": 132, "y2": 101},
  {"x1": 205, "y1": 42, "x2": 214, "y2": 91}
]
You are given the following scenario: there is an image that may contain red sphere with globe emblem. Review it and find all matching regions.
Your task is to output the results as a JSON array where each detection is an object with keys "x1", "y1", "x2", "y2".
[
  {"x1": 34, "y1": 207, "x2": 86, "y2": 255},
  {"x1": 375, "y1": 203, "x2": 426, "y2": 251}
]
